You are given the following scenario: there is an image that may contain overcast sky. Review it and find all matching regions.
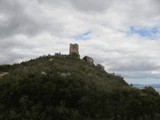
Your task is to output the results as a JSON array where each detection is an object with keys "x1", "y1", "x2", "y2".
[{"x1": 1, "y1": 0, "x2": 160, "y2": 84}]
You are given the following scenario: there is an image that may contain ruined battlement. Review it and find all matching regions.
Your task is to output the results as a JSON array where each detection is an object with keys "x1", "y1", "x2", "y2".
[
  {"x1": 69, "y1": 43, "x2": 94, "y2": 65},
  {"x1": 69, "y1": 43, "x2": 80, "y2": 59}
]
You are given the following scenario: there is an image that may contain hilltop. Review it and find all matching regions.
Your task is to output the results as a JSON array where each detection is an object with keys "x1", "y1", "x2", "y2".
[
  {"x1": 0, "y1": 53, "x2": 128, "y2": 90},
  {"x1": 0, "y1": 53, "x2": 160, "y2": 119}
]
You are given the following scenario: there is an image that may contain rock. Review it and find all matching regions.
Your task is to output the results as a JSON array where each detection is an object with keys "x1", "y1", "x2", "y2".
[
  {"x1": 49, "y1": 58, "x2": 53, "y2": 61},
  {"x1": 58, "y1": 72, "x2": 71, "y2": 77},
  {"x1": 69, "y1": 43, "x2": 80, "y2": 59},
  {"x1": 83, "y1": 56, "x2": 94, "y2": 65},
  {"x1": 0, "y1": 72, "x2": 8, "y2": 78},
  {"x1": 61, "y1": 73, "x2": 71, "y2": 77},
  {"x1": 41, "y1": 71, "x2": 47, "y2": 75}
]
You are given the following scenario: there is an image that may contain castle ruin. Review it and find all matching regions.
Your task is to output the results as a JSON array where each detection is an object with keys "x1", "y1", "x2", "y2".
[
  {"x1": 69, "y1": 43, "x2": 80, "y2": 59},
  {"x1": 69, "y1": 43, "x2": 94, "y2": 65}
]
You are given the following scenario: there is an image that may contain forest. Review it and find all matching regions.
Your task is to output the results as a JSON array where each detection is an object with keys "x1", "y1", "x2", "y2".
[{"x1": 0, "y1": 54, "x2": 160, "y2": 120}]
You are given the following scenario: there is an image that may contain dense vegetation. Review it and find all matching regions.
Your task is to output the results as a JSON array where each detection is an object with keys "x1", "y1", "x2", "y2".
[{"x1": 0, "y1": 54, "x2": 160, "y2": 120}]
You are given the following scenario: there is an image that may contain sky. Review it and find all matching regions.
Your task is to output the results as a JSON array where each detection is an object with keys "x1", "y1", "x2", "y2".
[{"x1": 1, "y1": 0, "x2": 160, "y2": 84}]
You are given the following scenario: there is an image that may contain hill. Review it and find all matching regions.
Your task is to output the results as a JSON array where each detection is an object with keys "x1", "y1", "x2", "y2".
[{"x1": 0, "y1": 54, "x2": 160, "y2": 120}]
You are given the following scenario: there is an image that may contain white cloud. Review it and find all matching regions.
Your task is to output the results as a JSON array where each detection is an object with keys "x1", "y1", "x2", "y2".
[{"x1": 0, "y1": 0, "x2": 160, "y2": 84}]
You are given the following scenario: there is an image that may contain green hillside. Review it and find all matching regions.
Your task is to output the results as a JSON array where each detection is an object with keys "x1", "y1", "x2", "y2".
[{"x1": 0, "y1": 54, "x2": 160, "y2": 120}]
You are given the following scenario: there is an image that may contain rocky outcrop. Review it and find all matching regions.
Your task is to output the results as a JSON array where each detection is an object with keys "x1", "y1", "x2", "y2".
[
  {"x1": 83, "y1": 56, "x2": 94, "y2": 65},
  {"x1": 0, "y1": 72, "x2": 8, "y2": 78},
  {"x1": 69, "y1": 43, "x2": 80, "y2": 59},
  {"x1": 58, "y1": 72, "x2": 71, "y2": 77},
  {"x1": 41, "y1": 71, "x2": 47, "y2": 76},
  {"x1": 49, "y1": 58, "x2": 53, "y2": 61}
]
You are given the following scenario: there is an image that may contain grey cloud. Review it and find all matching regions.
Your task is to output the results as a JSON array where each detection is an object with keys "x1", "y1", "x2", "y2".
[
  {"x1": 106, "y1": 58, "x2": 159, "y2": 72},
  {"x1": 0, "y1": 38, "x2": 34, "y2": 51},
  {"x1": 0, "y1": 0, "x2": 64, "y2": 65},
  {"x1": 0, "y1": 0, "x2": 62, "y2": 38},
  {"x1": 0, "y1": 0, "x2": 35, "y2": 37},
  {"x1": 37, "y1": 0, "x2": 64, "y2": 6},
  {"x1": 68, "y1": 0, "x2": 114, "y2": 12},
  {"x1": 37, "y1": 0, "x2": 112, "y2": 12},
  {"x1": 152, "y1": 0, "x2": 160, "y2": 10},
  {"x1": 127, "y1": 73, "x2": 160, "y2": 79},
  {"x1": 95, "y1": 56, "x2": 159, "y2": 74},
  {"x1": 0, "y1": 50, "x2": 37, "y2": 64},
  {"x1": 0, "y1": 36, "x2": 37, "y2": 64}
]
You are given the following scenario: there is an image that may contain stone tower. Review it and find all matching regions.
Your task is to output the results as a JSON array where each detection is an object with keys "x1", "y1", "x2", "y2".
[{"x1": 69, "y1": 43, "x2": 80, "y2": 58}]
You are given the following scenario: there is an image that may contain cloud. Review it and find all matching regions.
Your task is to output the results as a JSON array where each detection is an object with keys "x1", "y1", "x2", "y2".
[
  {"x1": 1, "y1": 0, "x2": 160, "y2": 84},
  {"x1": 0, "y1": 0, "x2": 63, "y2": 38},
  {"x1": 68, "y1": 0, "x2": 114, "y2": 12}
]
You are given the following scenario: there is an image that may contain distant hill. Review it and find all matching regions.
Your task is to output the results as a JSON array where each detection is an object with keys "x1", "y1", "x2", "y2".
[{"x1": 0, "y1": 54, "x2": 160, "y2": 120}]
